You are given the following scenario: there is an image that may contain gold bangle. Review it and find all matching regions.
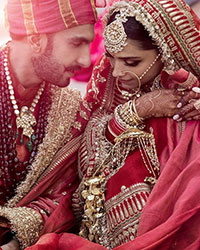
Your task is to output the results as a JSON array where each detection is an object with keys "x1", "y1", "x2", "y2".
[
  {"x1": 129, "y1": 101, "x2": 138, "y2": 125},
  {"x1": 132, "y1": 99, "x2": 143, "y2": 123},
  {"x1": 194, "y1": 99, "x2": 200, "y2": 111}
]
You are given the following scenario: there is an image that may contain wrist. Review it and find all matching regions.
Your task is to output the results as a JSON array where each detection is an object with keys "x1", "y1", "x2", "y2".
[
  {"x1": 114, "y1": 100, "x2": 145, "y2": 130},
  {"x1": 136, "y1": 95, "x2": 154, "y2": 119}
]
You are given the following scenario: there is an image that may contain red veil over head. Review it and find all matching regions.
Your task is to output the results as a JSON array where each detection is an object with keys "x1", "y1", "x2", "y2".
[{"x1": 104, "y1": 0, "x2": 200, "y2": 80}]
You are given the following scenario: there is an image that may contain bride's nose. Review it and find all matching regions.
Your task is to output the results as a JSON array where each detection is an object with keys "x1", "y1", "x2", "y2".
[{"x1": 111, "y1": 60, "x2": 125, "y2": 78}]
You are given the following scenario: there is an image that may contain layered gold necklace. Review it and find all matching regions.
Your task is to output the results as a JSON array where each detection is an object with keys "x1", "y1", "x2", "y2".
[{"x1": 4, "y1": 45, "x2": 45, "y2": 152}]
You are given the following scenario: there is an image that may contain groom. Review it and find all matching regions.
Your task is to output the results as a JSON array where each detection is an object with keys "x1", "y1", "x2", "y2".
[{"x1": 0, "y1": 0, "x2": 106, "y2": 249}]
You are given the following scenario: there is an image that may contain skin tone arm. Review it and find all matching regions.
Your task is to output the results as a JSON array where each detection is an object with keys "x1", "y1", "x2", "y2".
[
  {"x1": 173, "y1": 89, "x2": 200, "y2": 121},
  {"x1": 1, "y1": 240, "x2": 20, "y2": 250},
  {"x1": 134, "y1": 88, "x2": 200, "y2": 121},
  {"x1": 135, "y1": 89, "x2": 182, "y2": 119}
]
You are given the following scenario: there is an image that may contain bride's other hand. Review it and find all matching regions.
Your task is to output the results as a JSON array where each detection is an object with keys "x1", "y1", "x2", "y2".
[
  {"x1": 173, "y1": 87, "x2": 200, "y2": 121},
  {"x1": 135, "y1": 89, "x2": 182, "y2": 119}
]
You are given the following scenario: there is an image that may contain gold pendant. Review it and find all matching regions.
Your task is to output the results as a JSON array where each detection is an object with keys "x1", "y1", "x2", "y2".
[{"x1": 16, "y1": 106, "x2": 37, "y2": 138}]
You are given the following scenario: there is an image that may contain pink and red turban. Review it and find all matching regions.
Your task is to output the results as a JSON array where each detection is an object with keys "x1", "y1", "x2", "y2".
[{"x1": 5, "y1": 0, "x2": 105, "y2": 35}]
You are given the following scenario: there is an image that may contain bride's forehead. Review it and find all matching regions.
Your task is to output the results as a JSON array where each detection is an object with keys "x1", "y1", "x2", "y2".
[{"x1": 108, "y1": 40, "x2": 156, "y2": 57}]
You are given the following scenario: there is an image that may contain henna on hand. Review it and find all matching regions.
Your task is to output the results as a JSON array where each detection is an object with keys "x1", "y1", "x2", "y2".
[{"x1": 135, "y1": 89, "x2": 181, "y2": 119}]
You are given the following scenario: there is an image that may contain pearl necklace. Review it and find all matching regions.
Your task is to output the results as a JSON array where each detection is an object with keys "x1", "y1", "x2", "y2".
[{"x1": 3, "y1": 45, "x2": 45, "y2": 151}]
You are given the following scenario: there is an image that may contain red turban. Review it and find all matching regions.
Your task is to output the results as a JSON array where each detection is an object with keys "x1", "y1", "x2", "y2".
[{"x1": 5, "y1": 0, "x2": 98, "y2": 35}]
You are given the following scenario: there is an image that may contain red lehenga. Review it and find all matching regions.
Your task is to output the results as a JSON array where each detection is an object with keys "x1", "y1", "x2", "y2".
[
  {"x1": 26, "y1": 0, "x2": 200, "y2": 248},
  {"x1": 27, "y1": 55, "x2": 200, "y2": 250}
]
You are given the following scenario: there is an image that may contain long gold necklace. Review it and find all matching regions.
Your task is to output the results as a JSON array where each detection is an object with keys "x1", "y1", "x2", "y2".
[{"x1": 4, "y1": 45, "x2": 45, "y2": 152}]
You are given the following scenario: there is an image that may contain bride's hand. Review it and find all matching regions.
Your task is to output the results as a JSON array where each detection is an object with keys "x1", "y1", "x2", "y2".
[
  {"x1": 173, "y1": 87, "x2": 200, "y2": 121},
  {"x1": 135, "y1": 89, "x2": 182, "y2": 119}
]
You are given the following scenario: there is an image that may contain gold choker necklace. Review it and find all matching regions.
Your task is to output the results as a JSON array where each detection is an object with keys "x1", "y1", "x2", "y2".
[{"x1": 4, "y1": 46, "x2": 45, "y2": 152}]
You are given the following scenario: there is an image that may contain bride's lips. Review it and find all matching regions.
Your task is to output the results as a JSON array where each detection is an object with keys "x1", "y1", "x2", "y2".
[{"x1": 119, "y1": 79, "x2": 138, "y2": 89}]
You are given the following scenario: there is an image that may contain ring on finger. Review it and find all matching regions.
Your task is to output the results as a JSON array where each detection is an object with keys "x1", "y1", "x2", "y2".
[
  {"x1": 192, "y1": 87, "x2": 200, "y2": 94},
  {"x1": 193, "y1": 99, "x2": 200, "y2": 111},
  {"x1": 188, "y1": 98, "x2": 197, "y2": 104},
  {"x1": 177, "y1": 88, "x2": 185, "y2": 96}
]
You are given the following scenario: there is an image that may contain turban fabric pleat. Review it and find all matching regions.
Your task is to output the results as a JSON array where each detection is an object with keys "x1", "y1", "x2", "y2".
[{"x1": 5, "y1": 0, "x2": 98, "y2": 35}]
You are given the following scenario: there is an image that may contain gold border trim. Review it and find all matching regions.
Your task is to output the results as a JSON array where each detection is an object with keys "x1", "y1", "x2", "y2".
[
  {"x1": 4, "y1": 4, "x2": 10, "y2": 32},
  {"x1": 7, "y1": 87, "x2": 82, "y2": 207},
  {"x1": 20, "y1": 0, "x2": 37, "y2": 35},
  {"x1": 58, "y1": 0, "x2": 78, "y2": 28},
  {"x1": 0, "y1": 206, "x2": 43, "y2": 249}
]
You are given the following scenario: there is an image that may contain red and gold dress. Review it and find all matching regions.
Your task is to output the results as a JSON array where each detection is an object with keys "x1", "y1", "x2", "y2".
[
  {"x1": 72, "y1": 55, "x2": 183, "y2": 248},
  {"x1": 27, "y1": 0, "x2": 200, "y2": 249},
  {"x1": 27, "y1": 56, "x2": 200, "y2": 250},
  {"x1": 0, "y1": 44, "x2": 92, "y2": 249}
]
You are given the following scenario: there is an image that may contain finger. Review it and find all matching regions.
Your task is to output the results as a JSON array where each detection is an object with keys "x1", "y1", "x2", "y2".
[
  {"x1": 177, "y1": 91, "x2": 200, "y2": 108},
  {"x1": 193, "y1": 115, "x2": 200, "y2": 120},
  {"x1": 178, "y1": 103, "x2": 194, "y2": 116},
  {"x1": 174, "y1": 110, "x2": 198, "y2": 121},
  {"x1": 184, "y1": 110, "x2": 200, "y2": 120},
  {"x1": 190, "y1": 89, "x2": 200, "y2": 99},
  {"x1": 174, "y1": 89, "x2": 188, "y2": 97},
  {"x1": 173, "y1": 103, "x2": 194, "y2": 120},
  {"x1": 192, "y1": 87, "x2": 200, "y2": 95},
  {"x1": 176, "y1": 95, "x2": 190, "y2": 108}
]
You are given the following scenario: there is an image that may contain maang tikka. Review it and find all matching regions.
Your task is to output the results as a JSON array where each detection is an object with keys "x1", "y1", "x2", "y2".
[{"x1": 104, "y1": 6, "x2": 132, "y2": 53}]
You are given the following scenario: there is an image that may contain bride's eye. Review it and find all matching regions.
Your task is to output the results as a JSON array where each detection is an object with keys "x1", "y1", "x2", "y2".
[{"x1": 124, "y1": 60, "x2": 140, "y2": 67}]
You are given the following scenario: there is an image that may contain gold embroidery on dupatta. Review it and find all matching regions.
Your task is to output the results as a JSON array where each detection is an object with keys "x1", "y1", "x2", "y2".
[
  {"x1": 174, "y1": 0, "x2": 196, "y2": 28},
  {"x1": 89, "y1": 56, "x2": 107, "y2": 100},
  {"x1": 0, "y1": 206, "x2": 43, "y2": 249},
  {"x1": 156, "y1": 0, "x2": 200, "y2": 75},
  {"x1": 105, "y1": 0, "x2": 200, "y2": 77},
  {"x1": 73, "y1": 121, "x2": 82, "y2": 131},
  {"x1": 82, "y1": 100, "x2": 92, "y2": 112},
  {"x1": 104, "y1": 183, "x2": 151, "y2": 248},
  {"x1": 80, "y1": 110, "x2": 89, "y2": 120},
  {"x1": 6, "y1": 86, "x2": 82, "y2": 207}
]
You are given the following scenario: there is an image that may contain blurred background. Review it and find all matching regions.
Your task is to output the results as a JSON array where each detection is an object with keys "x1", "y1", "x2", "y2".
[
  {"x1": 0, "y1": 0, "x2": 200, "y2": 95},
  {"x1": 0, "y1": 0, "x2": 8, "y2": 44}
]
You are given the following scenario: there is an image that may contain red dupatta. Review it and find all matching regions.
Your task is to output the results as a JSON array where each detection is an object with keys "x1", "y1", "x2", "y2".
[
  {"x1": 26, "y1": 0, "x2": 200, "y2": 248},
  {"x1": 26, "y1": 58, "x2": 200, "y2": 250}
]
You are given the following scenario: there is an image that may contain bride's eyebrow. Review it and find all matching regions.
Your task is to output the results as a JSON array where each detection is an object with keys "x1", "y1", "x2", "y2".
[{"x1": 105, "y1": 51, "x2": 141, "y2": 60}]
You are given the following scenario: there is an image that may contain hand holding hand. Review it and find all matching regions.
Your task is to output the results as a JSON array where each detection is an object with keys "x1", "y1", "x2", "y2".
[
  {"x1": 173, "y1": 87, "x2": 200, "y2": 121},
  {"x1": 135, "y1": 89, "x2": 182, "y2": 119}
]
